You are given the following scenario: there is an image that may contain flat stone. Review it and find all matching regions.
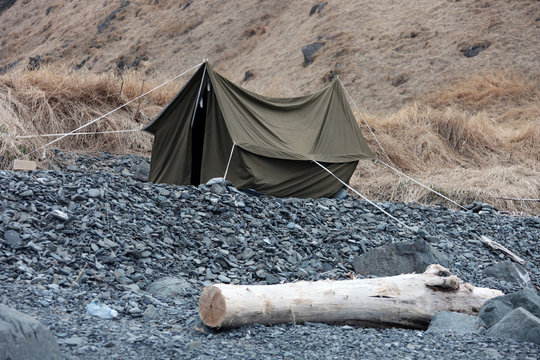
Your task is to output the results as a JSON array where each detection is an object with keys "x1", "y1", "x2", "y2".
[
  {"x1": 19, "y1": 190, "x2": 34, "y2": 197},
  {"x1": 88, "y1": 189, "x2": 101, "y2": 198},
  {"x1": 143, "y1": 305, "x2": 162, "y2": 319},
  {"x1": 3, "y1": 230, "x2": 23, "y2": 249},
  {"x1": 0, "y1": 304, "x2": 61, "y2": 360},
  {"x1": 146, "y1": 277, "x2": 193, "y2": 298},
  {"x1": 427, "y1": 311, "x2": 485, "y2": 334}
]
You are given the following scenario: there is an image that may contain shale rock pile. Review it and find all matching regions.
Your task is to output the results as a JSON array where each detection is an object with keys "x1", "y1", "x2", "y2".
[{"x1": 0, "y1": 151, "x2": 539, "y2": 359}]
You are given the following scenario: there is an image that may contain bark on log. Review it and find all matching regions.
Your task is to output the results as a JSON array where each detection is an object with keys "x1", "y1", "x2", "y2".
[{"x1": 198, "y1": 264, "x2": 503, "y2": 329}]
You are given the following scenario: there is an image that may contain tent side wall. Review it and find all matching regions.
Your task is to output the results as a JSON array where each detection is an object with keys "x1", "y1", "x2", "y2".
[
  {"x1": 227, "y1": 149, "x2": 358, "y2": 198},
  {"x1": 144, "y1": 66, "x2": 205, "y2": 185}
]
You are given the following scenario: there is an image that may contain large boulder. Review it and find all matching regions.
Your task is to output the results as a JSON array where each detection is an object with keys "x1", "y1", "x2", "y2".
[
  {"x1": 478, "y1": 289, "x2": 540, "y2": 328},
  {"x1": 352, "y1": 238, "x2": 449, "y2": 276},
  {"x1": 482, "y1": 260, "x2": 533, "y2": 288},
  {"x1": 427, "y1": 311, "x2": 486, "y2": 335},
  {"x1": 485, "y1": 307, "x2": 540, "y2": 345},
  {"x1": 0, "y1": 304, "x2": 61, "y2": 360}
]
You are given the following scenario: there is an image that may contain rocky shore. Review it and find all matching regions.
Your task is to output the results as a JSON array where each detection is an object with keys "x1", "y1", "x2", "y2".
[{"x1": 1, "y1": 151, "x2": 539, "y2": 359}]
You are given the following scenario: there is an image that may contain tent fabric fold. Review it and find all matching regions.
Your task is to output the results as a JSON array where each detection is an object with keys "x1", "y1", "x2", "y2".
[{"x1": 143, "y1": 62, "x2": 374, "y2": 198}]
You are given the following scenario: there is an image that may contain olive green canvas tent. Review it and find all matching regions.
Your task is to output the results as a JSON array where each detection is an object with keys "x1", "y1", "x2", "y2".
[{"x1": 143, "y1": 62, "x2": 375, "y2": 198}]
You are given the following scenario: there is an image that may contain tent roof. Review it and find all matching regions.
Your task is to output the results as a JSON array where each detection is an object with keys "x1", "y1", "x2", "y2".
[{"x1": 145, "y1": 62, "x2": 374, "y2": 163}]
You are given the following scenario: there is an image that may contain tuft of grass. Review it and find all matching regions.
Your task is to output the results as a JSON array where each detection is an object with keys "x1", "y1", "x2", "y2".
[{"x1": 427, "y1": 71, "x2": 539, "y2": 113}]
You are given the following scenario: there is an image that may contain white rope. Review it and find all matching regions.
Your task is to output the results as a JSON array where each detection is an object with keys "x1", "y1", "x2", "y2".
[
  {"x1": 376, "y1": 160, "x2": 468, "y2": 211},
  {"x1": 15, "y1": 128, "x2": 141, "y2": 138},
  {"x1": 338, "y1": 78, "x2": 396, "y2": 169},
  {"x1": 223, "y1": 142, "x2": 236, "y2": 180},
  {"x1": 20, "y1": 61, "x2": 204, "y2": 159},
  {"x1": 313, "y1": 160, "x2": 412, "y2": 230}
]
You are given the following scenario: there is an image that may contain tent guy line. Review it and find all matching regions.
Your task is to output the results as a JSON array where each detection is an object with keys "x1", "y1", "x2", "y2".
[
  {"x1": 15, "y1": 128, "x2": 142, "y2": 138},
  {"x1": 15, "y1": 60, "x2": 205, "y2": 160},
  {"x1": 313, "y1": 160, "x2": 412, "y2": 230},
  {"x1": 338, "y1": 78, "x2": 396, "y2": 169},
  {"x1": 376, "y1": 160, "x2": 468, "y2": 211}
]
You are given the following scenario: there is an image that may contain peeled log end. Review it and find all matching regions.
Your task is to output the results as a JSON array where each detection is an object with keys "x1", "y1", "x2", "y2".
[{"x1": 199, "y1": 286, "x2": 227, "y2": 327}]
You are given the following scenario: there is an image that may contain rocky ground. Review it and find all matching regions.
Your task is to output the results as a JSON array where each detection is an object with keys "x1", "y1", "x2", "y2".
[{"x1": 1, "y1": 151, "x2": 539, "y2": 359}]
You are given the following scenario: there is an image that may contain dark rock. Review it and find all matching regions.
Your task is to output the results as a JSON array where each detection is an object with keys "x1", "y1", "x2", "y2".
[
  {"x1": 0, "y1": 304, "x2": 61, "y2": 360},
  {"x1": 132, "y1": 161, "x2": 150, "y2": 181},
  {"x1": 427, "y1": 311, "x2": 486, "y2": 334},
  {"x1": 0, "y1": 0, "x2": 16, "y2": 15},
  {"x1": 244, "y1": 70, "x2": 254, "y2": 82},
  {"x1": 302, "y1": 43, "x2": 324, "y2": 66},
  {"x1": 389, "y1": 73, "x2": 409, "y2": 87},
  {"x1": 352, "y1": 238, "x2": 449, "y2": 276},
  {"x1": 97, "y1": 0, "x2": 130, "y2": 33},
  {"x1": 478, "y1": 289, "x2": 540, "y2": 328},
  {"x1": 461, "y1": 41, "x2": 490, "y2": 58},
  {"x1": 146, "y1": 277, "x2": 192, "y2": 298},
  {"x1": 27, "y1": 55, "x2": 43, "y2": 71},
  {"x1": 0, "y1": 59, "x2": 20, "y2": 75},
  {"x1": 482, "y1": 260, "x2": 533, "y2": 288},
  {"x1": 3, "y1": 229, "x2": 23, "y2": 249},
  {"x1": 485, "y1": 307, "x2": 540, "y2": 345},
  {"x1": 309, "y1": 3, "x2": 327, "y2": 16}
]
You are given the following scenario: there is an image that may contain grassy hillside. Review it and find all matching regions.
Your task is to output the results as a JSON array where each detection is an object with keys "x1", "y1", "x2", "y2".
[{"x1": 0, "y1": 0, "x2": 538, "y2": 214}]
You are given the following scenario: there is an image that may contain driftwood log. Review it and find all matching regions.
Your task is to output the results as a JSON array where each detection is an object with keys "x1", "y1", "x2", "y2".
[{"x1": 199, "y1": 264, "x2": 503, "y2": 329}]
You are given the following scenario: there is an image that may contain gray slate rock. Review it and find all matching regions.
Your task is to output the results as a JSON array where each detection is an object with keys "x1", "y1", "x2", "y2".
[
  {"x1": 0, "y1": 304, "x2": 61, "y2": 360},
  {"x1": 478, "y1": 289, "x2": 540, "y2": 328},
  {"x1": 302, "y1": 42, "x2": 324, "y2": 65},
  {"x1": 427, "y1": 311, "x2": 486, "y2": 335},
  {"x1": 146, "y1": 277, "x2": 192, "y2": 298},
  {"x1": 352, "y1": 238, "x2": 449, "y2": 276},
  {"x1": 132, "y1": 161, "x2": 150, "y2": 181},
  {"x1": 3, "y1": 230, "x2": 23, "y2": 249},
  {"x1": 143, "y1": 305, "x2": 162, "y2": 319},
  {"x1": 482, "y1": 260, "x2": 533, "y2": 288},
  {"x1": 485, "y1": 307, "x2": 540, "y2": 345}
]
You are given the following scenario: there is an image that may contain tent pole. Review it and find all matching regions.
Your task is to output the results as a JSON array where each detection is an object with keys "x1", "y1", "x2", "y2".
[
  {"x1": 190, "y1": 65, "x2": 207, "y2": 128},
  {"x1": 223, "y1": 142, "x2": 236, "y2": 180}
]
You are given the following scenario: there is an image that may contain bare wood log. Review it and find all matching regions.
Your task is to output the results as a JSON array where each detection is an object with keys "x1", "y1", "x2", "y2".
[
  {"x1": 199, "y1": 264, "x2": 503, "y2": 329},
  {"x1": 480, "y1": 235, "x2": 526, "y2": 265}
]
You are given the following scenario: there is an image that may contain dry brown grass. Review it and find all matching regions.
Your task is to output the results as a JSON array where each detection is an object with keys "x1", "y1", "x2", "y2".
[
  {"x1": 428, "y1": 71, "x2": 539, "y2": 114},
  {"x1": 350, "y1": 71, "x2": 539, "y2": 215},
  {"x1": 0, "y1": 65, "x2": 187, "y2": 168}
]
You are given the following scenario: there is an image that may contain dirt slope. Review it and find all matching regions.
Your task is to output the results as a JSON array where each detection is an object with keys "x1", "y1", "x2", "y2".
[{"x1": 1, "y1": 0, "x2": 538, "y2": 112}]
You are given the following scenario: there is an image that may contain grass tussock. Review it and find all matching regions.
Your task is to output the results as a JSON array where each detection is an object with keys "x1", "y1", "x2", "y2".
[
  {"x1": 428, "y1": 71, "x2": 539, "y2": 114},
  {"x1": 0, "y1": 66, "x2": 185, "y2": 168},
  {"x1": 358, "y1": 103, "x2": 500, "y2": 171}
]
